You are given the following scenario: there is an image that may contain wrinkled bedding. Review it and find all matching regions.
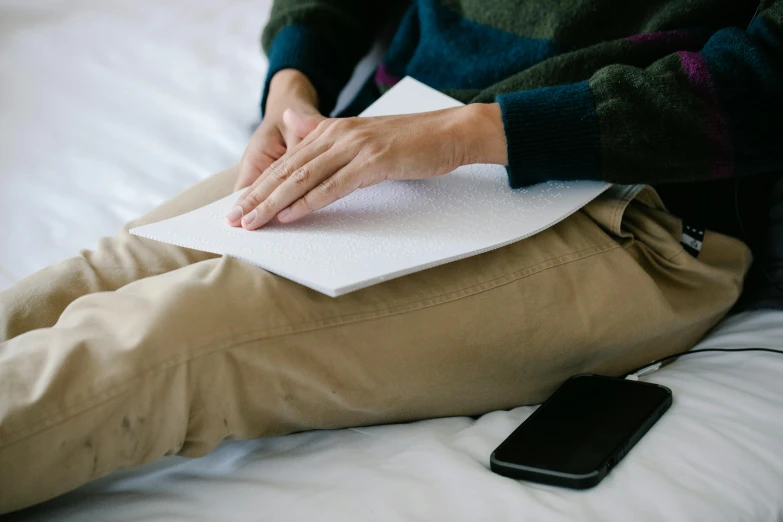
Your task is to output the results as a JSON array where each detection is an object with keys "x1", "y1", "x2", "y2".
[{"x1": 2, "y1": 2, "x2": 782, "y2": 520}]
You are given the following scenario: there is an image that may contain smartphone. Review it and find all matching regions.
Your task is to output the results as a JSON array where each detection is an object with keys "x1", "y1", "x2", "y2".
[{"x1": 490, "y1": 374, "x2": 672, "y2": 489}]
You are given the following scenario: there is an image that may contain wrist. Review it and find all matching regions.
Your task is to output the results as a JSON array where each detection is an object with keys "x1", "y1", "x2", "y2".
[
  {"x1": 455, "y1": 103, "x2": 508, "y2": 167},
  {"x1": 266, "y1": 69, "x2": 319, "y2": 114}
]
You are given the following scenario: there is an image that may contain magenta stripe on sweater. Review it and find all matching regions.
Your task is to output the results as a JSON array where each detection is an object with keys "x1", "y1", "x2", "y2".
[
  {"x1": 627, "y1": 30, "x2": 707, "y2": 53},
  {"x1": 374, "y1": 64, "x2": 402, "y2": 87},
  {"x1": 678, "y1": 51, "x2": 734, "y2": 179}
]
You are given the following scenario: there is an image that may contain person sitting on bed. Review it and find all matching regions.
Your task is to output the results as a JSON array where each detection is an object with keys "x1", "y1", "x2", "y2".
[{"x1": 1, "y1": 0, "x2": 781, "y2": 513}]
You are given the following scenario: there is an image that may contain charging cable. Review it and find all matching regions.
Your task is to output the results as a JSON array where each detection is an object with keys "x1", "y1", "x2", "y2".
[{"x1": 625, "y1": 347, "x2": 783, "y2": 380}]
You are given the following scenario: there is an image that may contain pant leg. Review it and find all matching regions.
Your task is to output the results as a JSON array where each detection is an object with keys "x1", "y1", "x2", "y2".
[
  {"x1": 0, "y1": 185, "x2": 752, "y2": 514},
  {"x1": 0, "y1": 165, "x2": 238, "y2": 342}
]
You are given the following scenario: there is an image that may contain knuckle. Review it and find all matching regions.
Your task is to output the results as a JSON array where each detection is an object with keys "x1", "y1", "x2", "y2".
[
  {"x1": 320, "y1": 175, "x2": 340, "y2": 194},
  {"x1": 243, "y1": 190, "x2": 263, "y2": 209},
  {"x1": 260, "y1": 197, "x2": 276, "y2": 212},
  {"x1": 298, "y1": 193, "x2": 316, "y2": 212},
  {"x1": 317, "y1": 119, "x2": 335, "y2": 133},
  {"x1": 329, "y1": 118, "x2": 353, "y2": 134},
  {"x1": 253, "y1": 198, "x2": 275, "y2": 217},
  {"x1": 266, "y1": 158, "x2": 282, "y2": 173},
  {"x1": 290, "y1": 167, "x2": 311, "y2": 185},
  {"x1": 269, "y1": 162, "x2": 292, "y2": 182}
]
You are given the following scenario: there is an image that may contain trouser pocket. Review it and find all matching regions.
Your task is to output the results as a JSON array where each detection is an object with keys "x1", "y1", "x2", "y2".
[
  {"x1": 583, "y1": 183, "x2": 752, "y2": 300},
  {"x1": 582, "y1": 184, "x2": 671, "y2": 246}
]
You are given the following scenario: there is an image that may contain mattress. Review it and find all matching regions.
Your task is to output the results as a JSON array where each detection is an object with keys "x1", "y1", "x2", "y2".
[{"x1": 2, "y1": 1, "x2": 783, "y2": 520}]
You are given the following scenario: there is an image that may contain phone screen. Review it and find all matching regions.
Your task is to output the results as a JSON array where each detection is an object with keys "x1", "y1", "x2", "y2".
[{"x1": 493, "y1": 375, "x2": 670, "y2": 476}]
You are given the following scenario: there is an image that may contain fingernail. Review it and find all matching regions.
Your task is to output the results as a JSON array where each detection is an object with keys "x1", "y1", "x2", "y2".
[
  {"x1": 277, "y1": 208, "x2": 290, "y2": 221},
  {"x1": 242, "y1": 209, "x2": 258, "y2": 228},
  {"x1": 226, "y1": 206, "x2": 243, "y2": 223}
]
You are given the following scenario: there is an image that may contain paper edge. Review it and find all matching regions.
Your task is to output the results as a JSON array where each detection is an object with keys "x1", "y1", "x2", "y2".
[
  {"x1": 324, "y1": 183, "x2": 611, "y2": 296},
  {"x1": 130, "y1": 183, "x2": 609, "y2": 298},
  {"x1": 358, "y1": 76, "x2": 465, "y2": 115}
]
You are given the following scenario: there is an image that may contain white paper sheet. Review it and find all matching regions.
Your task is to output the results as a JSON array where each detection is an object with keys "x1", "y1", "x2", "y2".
[{"x1": 131, "y1": 77, "x2": 609, "y2": 296}]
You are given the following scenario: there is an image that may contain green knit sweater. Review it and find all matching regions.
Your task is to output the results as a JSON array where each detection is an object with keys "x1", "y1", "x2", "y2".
[{"x1": 260, "y1": 0, "x2": 783, "y2": 245}]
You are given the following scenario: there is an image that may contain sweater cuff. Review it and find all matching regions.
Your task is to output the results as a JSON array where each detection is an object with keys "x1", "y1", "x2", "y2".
[
  {"x1": 261, "y1": 24, "x2": 348, "y2": 118},
  {"x1": 496, "y1": 82, "x2": 601, "y2": 188}
]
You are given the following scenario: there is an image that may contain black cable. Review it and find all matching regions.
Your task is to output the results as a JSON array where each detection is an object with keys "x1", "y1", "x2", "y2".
[
  {"x1": 624, "y1": 347, "x2": 783, "y2": 378},
  {"x1": 623, "y1": 179, "x2": 783, "y2": 377},
  {"x1": 734, "y1": 178, "x2": 783, "y2": 296}
]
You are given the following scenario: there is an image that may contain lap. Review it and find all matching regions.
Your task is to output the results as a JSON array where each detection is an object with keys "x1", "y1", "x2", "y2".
[
  {"x1": 23, "y1": 181, "x2": 750, "y2": 424},
  {"x1": 2, "y1": 164, "x2": 752, "y2": 426},
  {"x1": 0, "y1": 173, "x2": 751, "y2": 513}
]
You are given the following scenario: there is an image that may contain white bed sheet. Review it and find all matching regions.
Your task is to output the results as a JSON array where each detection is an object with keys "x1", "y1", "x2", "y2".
[{"x1": 2, "y1": 1, "x2": 782, "y2": 521}]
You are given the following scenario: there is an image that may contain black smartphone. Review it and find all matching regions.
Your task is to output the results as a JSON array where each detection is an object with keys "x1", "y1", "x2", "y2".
[{"x1": 490, "y1": 374, "x2": 672, "y2": 489}]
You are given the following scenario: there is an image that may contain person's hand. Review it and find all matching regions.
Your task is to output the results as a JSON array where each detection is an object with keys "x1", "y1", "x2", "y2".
[
  {"x1": 226, "y1": 102, "x2": 508, "y2": 230},
  {"x1": 234, "y1": 69, "x2": 324, "y2": 192}
]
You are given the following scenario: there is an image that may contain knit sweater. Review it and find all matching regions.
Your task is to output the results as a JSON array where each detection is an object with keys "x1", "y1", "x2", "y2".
[{"x1": 260, "y1": 0, "x2": 783, "y2": 246}]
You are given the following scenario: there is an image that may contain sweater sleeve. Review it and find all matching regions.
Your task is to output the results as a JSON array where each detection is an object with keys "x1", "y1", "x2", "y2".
[
  {"x1": 484, "y1": 1, "x2": 783, "y2": 188},
  {"x1": 261, "y1": 1, "x2": 406, "y2": 117}
]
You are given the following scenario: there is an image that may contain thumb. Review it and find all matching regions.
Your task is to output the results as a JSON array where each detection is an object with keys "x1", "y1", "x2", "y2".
[{"x1": 283, "y1": 108, "x2": 325, "y2": 139}]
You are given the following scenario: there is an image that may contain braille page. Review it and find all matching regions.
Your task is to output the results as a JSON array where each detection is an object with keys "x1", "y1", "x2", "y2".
[{"x1": 131, "y1": 77, "x2": 610, "y2": 297}]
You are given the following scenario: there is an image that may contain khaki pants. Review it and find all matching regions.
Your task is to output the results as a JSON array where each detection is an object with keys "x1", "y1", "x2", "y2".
[{"x1": 0, "y1": 165, "x2": 751, "y2": 513}]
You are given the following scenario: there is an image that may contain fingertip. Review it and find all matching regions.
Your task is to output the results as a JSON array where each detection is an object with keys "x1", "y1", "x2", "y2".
[
  {"x1": 225, "y1": 206, "x2": 244, "y2": 226},
  {"x1": 241, "y1": 209, "x2": 260, "y2": 230}
]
